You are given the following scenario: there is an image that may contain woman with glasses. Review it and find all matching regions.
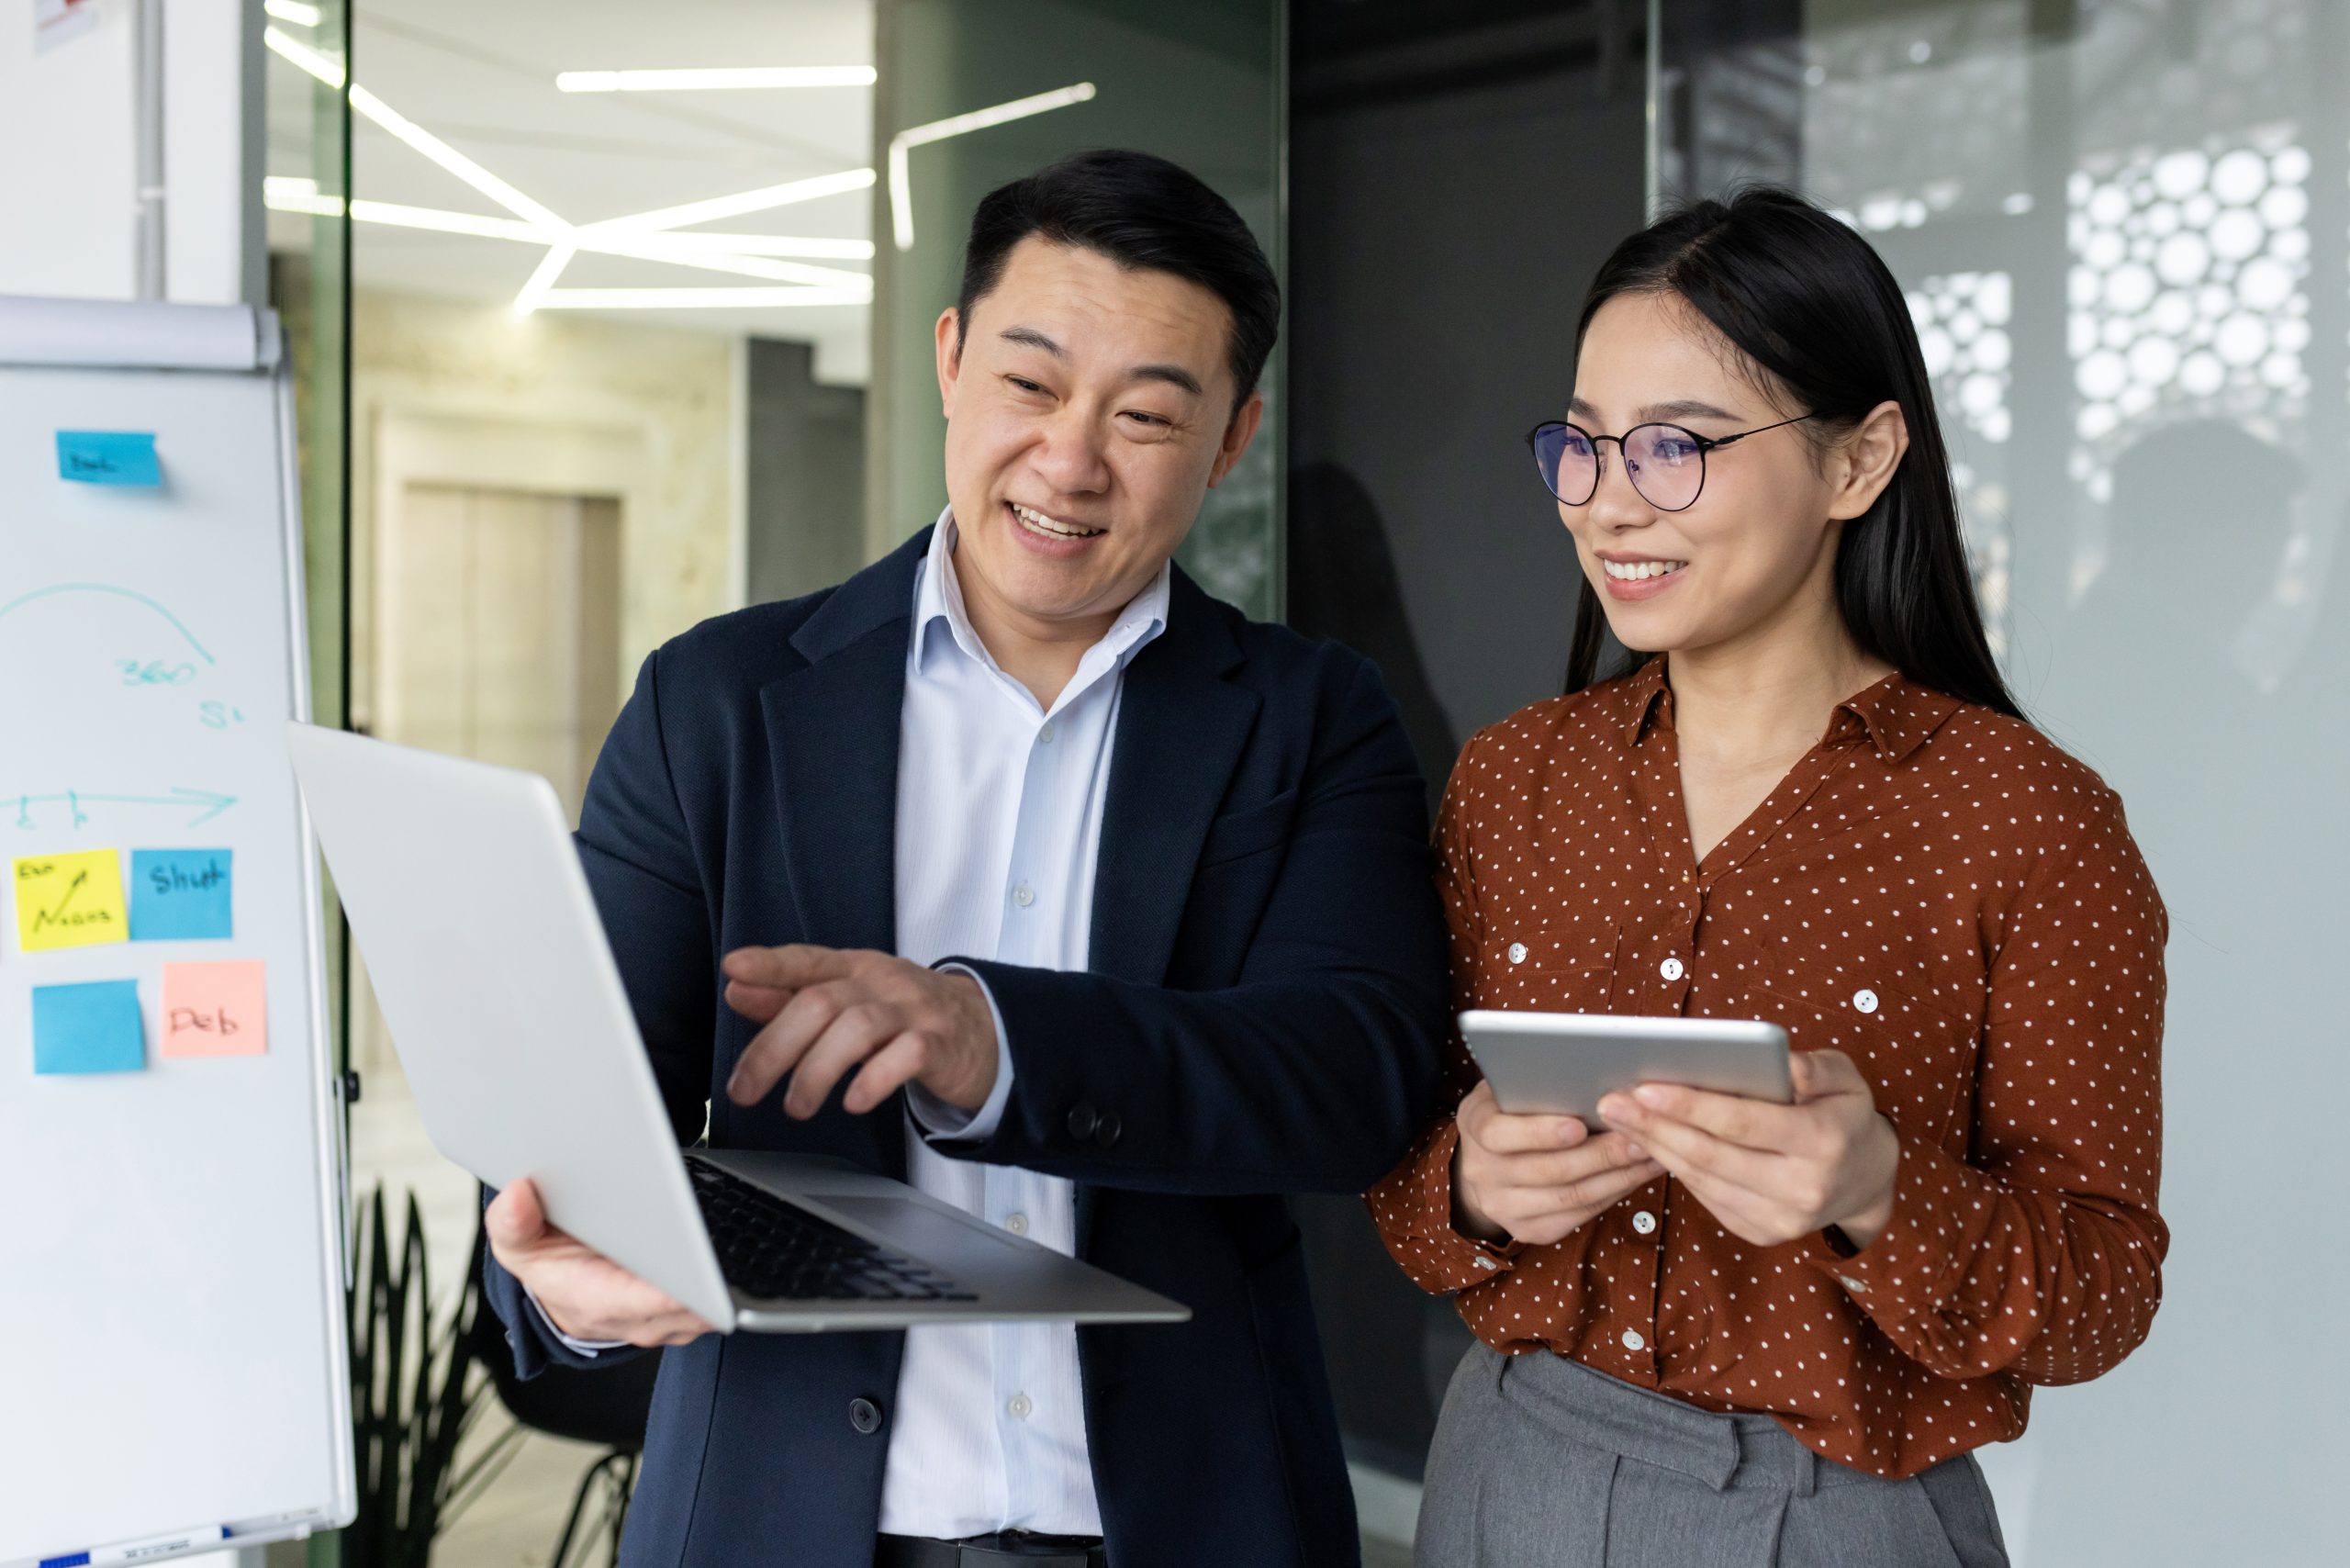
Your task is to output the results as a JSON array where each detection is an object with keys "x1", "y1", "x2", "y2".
[{"x1": 1368, "y1": 188, "x2": 2166, "y2": 1567}]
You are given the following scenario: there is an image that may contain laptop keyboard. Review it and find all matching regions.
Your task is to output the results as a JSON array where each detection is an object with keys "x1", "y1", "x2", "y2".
[{"x1": 685, "y1": 1156, "x2": 977, "y2": 1304}]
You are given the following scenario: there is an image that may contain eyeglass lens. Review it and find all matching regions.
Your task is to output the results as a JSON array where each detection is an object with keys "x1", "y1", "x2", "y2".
[{"x1": 1531, "y1": 423, "x2": 1709, "y2": 510}]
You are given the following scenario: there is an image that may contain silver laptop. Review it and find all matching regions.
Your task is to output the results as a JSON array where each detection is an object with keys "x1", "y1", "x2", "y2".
[{"x1": 285, "y1": 722, "x2": 1189, "y2": 1334}]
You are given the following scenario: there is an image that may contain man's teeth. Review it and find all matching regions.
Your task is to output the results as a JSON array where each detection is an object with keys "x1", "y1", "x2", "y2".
[
  {"x1": 1013, "y1": 503, "x2": 1103, "y2": 539},
  {"x1": 1603, "y1": 558, "x2": 1688, "y2": 581}
]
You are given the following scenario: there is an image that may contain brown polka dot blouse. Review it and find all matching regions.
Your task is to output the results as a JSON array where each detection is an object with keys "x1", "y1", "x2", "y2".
[{"x1": 1366, "y1": 656, "x2": 2168, "y2": 1480}]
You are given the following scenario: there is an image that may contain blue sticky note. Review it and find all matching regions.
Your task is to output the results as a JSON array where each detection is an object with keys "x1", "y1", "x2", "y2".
[
  {"x1": 56, "y1": 430, "x2": 161, "y2": 487},
  {"x1": 129, "y1": 848, "x2": 233, "y2": 941},
  {"x1": 32, "y1": 980, "x2": 146, "y2": 1075}
]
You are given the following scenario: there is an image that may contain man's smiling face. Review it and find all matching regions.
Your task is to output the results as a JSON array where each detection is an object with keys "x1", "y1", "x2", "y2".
[{"x1": 935, "y1": 236, "x2": 1262, "y2": 638}]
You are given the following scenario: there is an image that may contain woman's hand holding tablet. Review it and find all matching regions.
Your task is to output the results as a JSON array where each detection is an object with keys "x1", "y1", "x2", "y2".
[{"x1": 1455, "y1": 1010, "x2": 1899, "y2": 1252}]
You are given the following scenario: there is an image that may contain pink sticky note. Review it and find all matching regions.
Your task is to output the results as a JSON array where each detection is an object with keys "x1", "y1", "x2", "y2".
[{"x1": 160, "y1": 959, "x2": 268, "y2": 1058}]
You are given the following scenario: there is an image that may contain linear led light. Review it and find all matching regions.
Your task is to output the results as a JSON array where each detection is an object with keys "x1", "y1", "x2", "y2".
[
  {"x1": 266, "y1": 28, "x2": 561, "y2": 230},
  {"x1": 536, "y1": 287, "x2": 871, "y2": 310},
  {"x1": 263, "y1": 1, "x2": 321, "y2": 27},
  {"x1": 263, "y1": 180, "x2": 870, "y2": 262},
  {"x1": 889, "y1": 83, "x2": 1096, "y2": 252},
  {"x1": 583, "y1": 168, "x2": 878, "y2": 237},
  {"x1": 263, "y1": 24, "x2": 343, "y2": 86},
  {"x1": 627, "y1": 230, "x2": 873, "y2": 261},
  {"x1": 556, "y1": 66, "x2": 876, "y2": 93},
  {"x1": 511, "y1": 243, "x2": 579, "y2": 316},
  {"x1": 260, "y1": 31, "x2": 875, "y2": 314},
  {"x1": 261, "y1": 185, "x2": 872, "y2": 299},
  {"x1": 348, "y1": 87, "x2": 568, "y2": 231}
]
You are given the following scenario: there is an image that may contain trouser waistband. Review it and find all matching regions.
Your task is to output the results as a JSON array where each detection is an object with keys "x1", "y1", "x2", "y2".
[{"x1": 1491, "y1": 1347, "x2": 1822, "y2": 1496}]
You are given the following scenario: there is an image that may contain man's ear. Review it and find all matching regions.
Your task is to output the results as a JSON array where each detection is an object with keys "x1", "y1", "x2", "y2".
[
  {"x1": 1206, "y1": 391, "x2": 1267, "y2": 488},
  {"x1": 934, "y1": 307, "x2": 964, "y2": 416}
]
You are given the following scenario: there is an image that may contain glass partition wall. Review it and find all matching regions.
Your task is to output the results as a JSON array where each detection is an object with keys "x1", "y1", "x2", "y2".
[
  {"x1": 1659, "y1": 4, "x2": 2347, "y2": 1562},
  {"x1": 869, "y1": 0, "x2": 1286, "y2": 620}
]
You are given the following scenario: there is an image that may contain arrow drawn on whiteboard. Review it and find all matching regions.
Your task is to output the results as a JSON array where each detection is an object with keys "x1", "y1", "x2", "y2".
[
  {"x1": 11, "y1": 786, "x2": 239, "y2": 829},
  {"x1": 0, "y1": 582, "x2": 218, "y2": 664}
]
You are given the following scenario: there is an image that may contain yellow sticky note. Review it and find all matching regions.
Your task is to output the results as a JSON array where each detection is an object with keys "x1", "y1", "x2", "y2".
[
  {"x1": 13, "y1": 849, "x2": 129, "y2": 952},
  {"x1": 161, "y1": 959, "x2": 268, "y2": 1058}
]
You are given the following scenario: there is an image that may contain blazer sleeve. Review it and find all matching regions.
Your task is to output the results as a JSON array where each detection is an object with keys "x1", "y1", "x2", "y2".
[
  {"x1": 948, "y1": 655, "x2": 1451, "y2": 1194},
  {"x1": 481, "y1": 648, "x2": 717, "y2": 1376}
]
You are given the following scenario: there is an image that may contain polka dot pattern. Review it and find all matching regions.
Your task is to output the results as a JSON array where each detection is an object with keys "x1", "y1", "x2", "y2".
[{"x1": 1364, "y1": 657, "x2": 2171, "y2": 1482}]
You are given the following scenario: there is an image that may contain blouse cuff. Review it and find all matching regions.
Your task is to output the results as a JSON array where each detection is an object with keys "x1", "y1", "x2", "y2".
[
  {"x1": 1799, "y1": 1135, "x2": 1976, "y2": 1321},
  {"x1": 1396, "y1": 1120, "x2": 1527, "y2": 1291}
]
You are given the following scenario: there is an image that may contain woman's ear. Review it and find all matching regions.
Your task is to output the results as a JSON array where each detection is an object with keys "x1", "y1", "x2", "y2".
[{"x1": 1826, "y1": 399, "x2": 1910, "y2": 521}]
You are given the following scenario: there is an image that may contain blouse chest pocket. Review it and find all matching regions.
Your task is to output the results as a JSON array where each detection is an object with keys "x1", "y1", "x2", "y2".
[
  {"x1": 1472, "y1": 919, "x2": 1620, "y2": 1016},
  {"x1": 1729, "y1": 946, "x2": 1985, "y2": 1146}
]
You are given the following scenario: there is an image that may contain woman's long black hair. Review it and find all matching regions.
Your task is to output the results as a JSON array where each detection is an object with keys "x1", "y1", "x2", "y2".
[{"x1": 1563, "y1": 186, "x2": 2023, "y2": 721}]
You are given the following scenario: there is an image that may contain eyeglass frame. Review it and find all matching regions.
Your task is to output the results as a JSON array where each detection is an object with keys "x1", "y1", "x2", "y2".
[{"x1": 1524, "y1": 413, "x2": 1818, "y2": 511}]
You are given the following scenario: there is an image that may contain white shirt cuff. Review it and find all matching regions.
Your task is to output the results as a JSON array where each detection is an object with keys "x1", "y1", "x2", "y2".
[
  {"x1": 525, "y1": 1284, "x2": 626, "y2": 1355},
  {"x1": 905, "y1": 961, "x2": 1013, "y2": 1143}
]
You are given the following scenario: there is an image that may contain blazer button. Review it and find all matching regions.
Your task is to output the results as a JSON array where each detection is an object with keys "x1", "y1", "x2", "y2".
[
  {"x1": 1093, "y1": 1110, "x2": 1122, "y2": 1148},
  {"x1": 1067, "y1": 1103, "x2": 1100, "y2": 1140},
  {"x1": 849, "y1": 1397, "x2": 884, "y2": 1436}
]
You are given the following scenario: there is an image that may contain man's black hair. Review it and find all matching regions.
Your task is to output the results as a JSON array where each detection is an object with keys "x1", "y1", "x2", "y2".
[{"x1": 956, "y1": 149, "x2": 1280, "y2": 413}]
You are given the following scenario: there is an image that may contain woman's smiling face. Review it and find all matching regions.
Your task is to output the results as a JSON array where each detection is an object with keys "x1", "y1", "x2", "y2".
[{"x1": 1563, "y1": 290, "x2": 1889, "y2": 659}]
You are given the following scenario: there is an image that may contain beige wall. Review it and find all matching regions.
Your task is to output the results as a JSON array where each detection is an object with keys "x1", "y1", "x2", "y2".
[{"x1": 347, "y1": 286, "x2": 743, "y2": 734}]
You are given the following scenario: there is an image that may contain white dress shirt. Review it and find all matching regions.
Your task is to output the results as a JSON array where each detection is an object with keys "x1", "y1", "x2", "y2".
[
  {"x1": 880, "y1": 513, "x2": 1167, "y2": 1537},
  {"x1": 539, "y1": 513, "x2": 1167, "y2": 1540}
]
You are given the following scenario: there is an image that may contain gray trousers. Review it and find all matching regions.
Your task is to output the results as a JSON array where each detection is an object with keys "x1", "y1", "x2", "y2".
[{"x1": 1416, "y1": 1346, "x2": 2010, "y2": 1568}]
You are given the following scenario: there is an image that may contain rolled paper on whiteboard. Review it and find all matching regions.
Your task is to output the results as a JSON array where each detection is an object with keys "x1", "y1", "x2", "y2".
[{"x1": 0, "y1": 297, "x2": 276, "y2": 372}]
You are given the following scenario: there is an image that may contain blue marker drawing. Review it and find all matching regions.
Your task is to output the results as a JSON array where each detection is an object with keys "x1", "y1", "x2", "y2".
[
  {"x1": 9, "y1": 787, "x2": 238, "y2": 830},
  {"x1": 0, "y1": 582, "x2": 216, "y2": 665},
  {"x1": 56, "y1": 431, "x2": 161, "y2": 487}
]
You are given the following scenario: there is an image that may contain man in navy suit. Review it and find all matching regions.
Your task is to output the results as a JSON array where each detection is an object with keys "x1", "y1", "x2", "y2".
[{"x1": 482, "y1": 150, "x2": 1448, "y2": 1568}]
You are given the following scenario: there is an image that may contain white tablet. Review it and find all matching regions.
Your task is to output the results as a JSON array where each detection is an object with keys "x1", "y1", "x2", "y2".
[{"x1": 1460, "y1": 1009, "x2": 1794, "y2": 1128}]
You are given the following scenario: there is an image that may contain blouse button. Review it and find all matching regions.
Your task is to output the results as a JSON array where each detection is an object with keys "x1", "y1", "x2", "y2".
[
  {"x1": 1507, "y1": 942, "x2": 1528, "y2": 965},
  {"x1": 1660, "y1": 958, "x2": 1685, "y2": 982},
  {"x1": 1852, "y1": 988, "x2": 1879, "y2": 1014},
  {"x1": 1631, "y1": 1210, "x2": 1658, "y2": 1236},
  {"x1": 1621, "y1": 1328, "x2": 1647, "y2": 1352}
]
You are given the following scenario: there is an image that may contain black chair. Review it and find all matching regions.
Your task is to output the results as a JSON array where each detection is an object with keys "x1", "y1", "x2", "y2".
[{"x1": 462, "y1": 1205, "x2": 662, "y2": 1568}]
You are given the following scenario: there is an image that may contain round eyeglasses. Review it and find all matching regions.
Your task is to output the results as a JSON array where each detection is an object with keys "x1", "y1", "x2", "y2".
[{"x1": 1525, "y1": 414, "x2": 1816, "y2": 511}]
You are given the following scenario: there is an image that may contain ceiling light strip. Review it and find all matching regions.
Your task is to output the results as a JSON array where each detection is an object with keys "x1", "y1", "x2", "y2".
[
  {"x1": 512, "y1": 242, "x2": 580, "y2": 316},
  {"x1": 263, "y1": 1, "x2": 322, "y2": 28},
  {"x1": 889, "y1": 83, "x2": 1096, "y2": 252},
  {"x1": 536, "y1": 286, "x2": 871, "y2": 310},
  {"x1": 263, "y1": 24, "x2": 344, "y2": 88},
  {"x1": 582, "y1": 167, "x2": 878, "y2": 237},
  {"x1": 556, "y1": 66, "x2": 876, "y2": 93},
  {"x1": 348, "y1": 85, "x2": 569, "y2": 230}
]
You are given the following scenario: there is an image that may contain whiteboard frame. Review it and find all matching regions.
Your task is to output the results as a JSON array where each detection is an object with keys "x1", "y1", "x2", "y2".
[{"x1": 0, "y1": 313, "x2": 358, "y2": 1566}]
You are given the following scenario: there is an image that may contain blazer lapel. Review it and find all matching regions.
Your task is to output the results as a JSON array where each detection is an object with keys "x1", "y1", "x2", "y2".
[
  {"x1": 757, "y1": 530, "x2": 930, "y2": 958},
  {"x1": 1088, "y1": 569, "x2": 1261, "y2": 986}
]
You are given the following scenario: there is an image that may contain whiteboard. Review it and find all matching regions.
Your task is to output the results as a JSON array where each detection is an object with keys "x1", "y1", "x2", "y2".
[{"x1": 0, "y1": 298, "x2": 353, "y2": 1565}]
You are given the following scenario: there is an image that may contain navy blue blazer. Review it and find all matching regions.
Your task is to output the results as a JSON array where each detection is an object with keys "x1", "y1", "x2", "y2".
[{"x1": 482, "y1": 526, "x2": 1450, "y2": 1568}]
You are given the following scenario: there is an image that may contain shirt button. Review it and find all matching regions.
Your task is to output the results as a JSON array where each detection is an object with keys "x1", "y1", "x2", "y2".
[
  {"x1": 1005, "y1": 1213, "x2": 1030, "y2": 1236},
  {"x1": 1007, "y1": 1394, "x2": 1034, "y2": 1420},
  {"x1": 1012, "y1": 882, "x2": 1035, "y2": 908},
  {"x1": 1660, "y1": 958, "x2": 1684, "y2": 982},
  {"x1": 1506, "y1": 942, "x2": 1528, "y2": 965},
  {"x1": 1839, "y1": 1274, "x2": 1867, "y2": 1293},
  {"x1": 1472, "y1": 1254, "x2": 1498, "y2": 1271},
  {"x1": 849, "y1": 1397, "x2": 884, "y2": 1435},
  {"x1": 1621, "y1": 1329, "x2": 1647, "y2": 1352},
  {"x1": 1038, "y1": 722, "x2": 1057, "y2": 744},
  {"x1": 1852, "y1": 988, "x2": 1879, "y2": 1014},
  {"x1": 1631, "y1": 1210, "x2": 1658, "y2": 1236}
]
